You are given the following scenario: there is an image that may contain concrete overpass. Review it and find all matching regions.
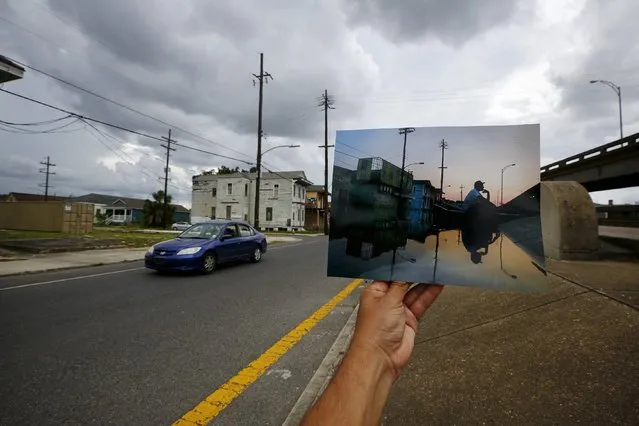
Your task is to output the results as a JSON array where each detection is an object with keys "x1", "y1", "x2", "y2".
[{"x1": 540, "y1": 132, "x2": 639, "y2": 192}]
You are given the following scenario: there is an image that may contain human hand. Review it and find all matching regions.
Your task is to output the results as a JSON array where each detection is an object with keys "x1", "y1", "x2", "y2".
[{"x1": 350, "y1": 282, "x2": 443, "y2": 381}]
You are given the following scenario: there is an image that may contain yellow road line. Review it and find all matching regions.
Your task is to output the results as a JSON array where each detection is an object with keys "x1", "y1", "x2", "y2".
[{"x1": 172, "y1": 278, "x2": 363, "y2": 425}]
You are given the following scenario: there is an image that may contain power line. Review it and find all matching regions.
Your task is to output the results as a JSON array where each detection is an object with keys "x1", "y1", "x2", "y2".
[
  {"x1": 0, "y1": 114, "x2": 72, "y2": 126},
  {"x1": 9, "y1": 58, "x2": 255, "y2": 161},
  {"x1": 38, "y1": 155, "x2": 55, "y2": 201},
  {"x1": 0, "y1": 118, "x2": 82, "y2": 134},
  {"x1": 81, "y1": 119, "x2": 178, "y2": 188},
  {"x1": 0, "y1": 15, "x2": 254, "y2": 161},
  {"x1": 334, "y1": 149, "x2": 360, "y2": 160},
  {"x1": 0, "y1": 87, "x2": 253, "y2": 166}
]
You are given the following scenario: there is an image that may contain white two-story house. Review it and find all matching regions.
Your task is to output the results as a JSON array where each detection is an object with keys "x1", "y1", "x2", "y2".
[{"x1": 191, "y1": 170, "x2": 312, "y2": 231}]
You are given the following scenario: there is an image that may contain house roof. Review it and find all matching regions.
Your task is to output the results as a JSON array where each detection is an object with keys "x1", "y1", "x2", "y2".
[
  {"x1": 194, "y1": 170, "x2": 313, "y2": 185},
  {"x1": 6, "y1": 192, "x2": 70, "y2": 202},
  {"x1": 73, "y1": 193, "x2": 190, "y2": 212},
  {"x1": 307, "y1": 185, "x2": 327, "y2": 193}
]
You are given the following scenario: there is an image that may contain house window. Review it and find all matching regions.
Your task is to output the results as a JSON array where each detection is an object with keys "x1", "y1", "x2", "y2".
[
  {"x1": 211, "y1": 207, "x2": 216, "y2": 219},
  {"x1": 245, "y1": 183, "x2": 248, "y2": 196},
  {"x1": 294, "y1": 185, "x2": 297, "y2": 197},
  {"x1": 227, "y1": 183, "x2": 233, "y2": 195},
  {"x1": 225, "y1": 205, "x2": 232, "y2": 219},
  {"x1": 266, "y1": 207, "x2": 273, "y2": 221},
  {"x1": 212, "y1": 187, "x2": 217, "y2": 197},
  {"x1": 273, "y1": 184, "x2": 279, "y2": 198},
  {"x1": 293, "y1": 211, "x2": 296, "y2": 221}
]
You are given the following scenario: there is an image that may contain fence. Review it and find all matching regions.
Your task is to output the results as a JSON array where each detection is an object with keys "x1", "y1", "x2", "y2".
[{"x1": 0, "y1": 201, "x2": 94, "y2": 233}]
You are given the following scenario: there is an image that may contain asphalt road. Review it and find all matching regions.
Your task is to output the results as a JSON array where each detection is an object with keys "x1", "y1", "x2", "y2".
[{"x1": 0, "y1": 237, "x2": 363, "y2": 425}]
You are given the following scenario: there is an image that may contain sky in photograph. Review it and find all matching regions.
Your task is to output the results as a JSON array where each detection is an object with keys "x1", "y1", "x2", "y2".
[
  {"x1": 0, "y1": 0, "x2": 638, "y2": 208},
  {"x1": 335, "y1": 125, "x2": 539, "y2": 203}
]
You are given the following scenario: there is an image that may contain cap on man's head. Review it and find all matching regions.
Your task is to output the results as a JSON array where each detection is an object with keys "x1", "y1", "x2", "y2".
[{"x1": 474, "y1": 180, "x2": 485, "y2": 187}]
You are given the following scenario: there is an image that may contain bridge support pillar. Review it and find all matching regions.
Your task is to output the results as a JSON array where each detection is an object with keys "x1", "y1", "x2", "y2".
[{"x1": 541, "y1": 181, "x2": 599, "y2": 260}]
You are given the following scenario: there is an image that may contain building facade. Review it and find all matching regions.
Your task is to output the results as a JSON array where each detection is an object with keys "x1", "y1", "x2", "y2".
[
  {"x1": 305, "y1": 184, "x2": 329, "y2": 231},
  {"x1": 409, "y1": 180, "x2": 436, "y2": 224},
  {"x1": 191, "y1": 171, "x2": 312, "y2": 230}
]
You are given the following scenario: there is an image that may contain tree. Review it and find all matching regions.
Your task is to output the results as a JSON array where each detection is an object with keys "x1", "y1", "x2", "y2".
[
  {"x1": 142, "y1": 190, "x2": 176, "y2": 228},
  {"x1": 200, "y1": 165, "x2": 257, "y2": 176}
]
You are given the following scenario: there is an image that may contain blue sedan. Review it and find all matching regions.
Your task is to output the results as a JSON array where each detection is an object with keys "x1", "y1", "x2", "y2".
[{"x1": 144, "y1": 220, "x2": 268, "y2": 274}]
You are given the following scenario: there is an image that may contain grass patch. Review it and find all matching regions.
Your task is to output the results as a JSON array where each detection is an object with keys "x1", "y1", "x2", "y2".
[{"x1": 0, "y1": 229, "x2": 176, "y2": 248}]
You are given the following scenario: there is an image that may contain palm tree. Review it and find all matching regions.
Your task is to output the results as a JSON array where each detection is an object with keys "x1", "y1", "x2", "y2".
[{"x1": 143, "y1": 190, "x2": 175, "y2": 228}]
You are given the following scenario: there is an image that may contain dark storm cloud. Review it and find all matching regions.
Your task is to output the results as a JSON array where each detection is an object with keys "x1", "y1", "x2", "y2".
[
  {"x1": 344, "y1": 0, "x2": 525, "y2": 46},
  {"x1": 10, "y1": 0, "x2": 373, "y2": 147}
]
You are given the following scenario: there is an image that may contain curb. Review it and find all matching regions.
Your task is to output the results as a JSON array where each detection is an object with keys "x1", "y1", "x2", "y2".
[
  {"x1": 282, "y1": 304, "x2": 360, "y2": 426},
  {"x1": 0, "y1": 258, "x2": 144, "y2": 278}
]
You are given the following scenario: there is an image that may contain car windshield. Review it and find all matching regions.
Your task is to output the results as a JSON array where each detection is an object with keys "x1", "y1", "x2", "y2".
[{"x1": 178, "y1": 223, "x2": 222, "y2": 239}]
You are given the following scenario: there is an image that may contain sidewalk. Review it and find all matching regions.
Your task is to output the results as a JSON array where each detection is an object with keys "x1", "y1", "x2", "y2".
[
  {"x1": 0, "y1": 235, "x2": 302, "y2": 276},
  {"x1": 381, "y1": 259, "x2": 639, "y2": 425}
]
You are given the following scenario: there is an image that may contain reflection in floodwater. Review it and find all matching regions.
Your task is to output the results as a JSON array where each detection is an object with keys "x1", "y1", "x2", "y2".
[{"x1": 327, "y1": 215, "x2": 549, "y2": 291}]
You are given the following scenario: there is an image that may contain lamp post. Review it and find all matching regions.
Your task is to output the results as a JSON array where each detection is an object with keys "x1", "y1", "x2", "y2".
[
  {"x1": 405, "y1": 161, "x2": 424, "y2": 170},
  {"x1": 590, "y1": 79, "x2": 623, "y2": 139},
  {"x1": 500, "y1": 163, "x2": 516, "y2": 206},
  {"x1": 253, "y1": 144, "x2": 300, "y2": 229}
]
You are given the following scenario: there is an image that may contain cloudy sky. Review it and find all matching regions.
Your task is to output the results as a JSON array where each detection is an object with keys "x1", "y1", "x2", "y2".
[
  {"x1": 1, "y1": 0, "x2": 637, "y2": 208},
  {"x1": 335, "y1": 124, "x2": 540, "y2": 203}
]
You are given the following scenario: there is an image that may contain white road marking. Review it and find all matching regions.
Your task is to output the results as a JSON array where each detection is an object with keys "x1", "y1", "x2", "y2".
[
  {"x1": 267, "y1": 369, "x2": 292, "y2": 380},
  {"x1": 0, "y1": 267, "x2": 145, "y2": 292},
  {"x1": 0, "y1": 239, "x2": 322, "y2": 292}
]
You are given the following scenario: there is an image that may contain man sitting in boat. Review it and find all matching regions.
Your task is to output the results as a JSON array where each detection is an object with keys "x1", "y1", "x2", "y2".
[{"x1": 462, "y1": 180, "x2": 490, "y2": 211}]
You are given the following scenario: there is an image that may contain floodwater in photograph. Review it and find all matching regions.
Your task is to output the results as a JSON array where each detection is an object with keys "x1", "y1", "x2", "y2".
[{"x1": 327, "y1": 223, "x2": 550, "y2": 292}]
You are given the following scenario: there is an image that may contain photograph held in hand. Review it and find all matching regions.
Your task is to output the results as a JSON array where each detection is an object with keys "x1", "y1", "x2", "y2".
[{"x1": 327, "y1": 124, "x2": 549, "y2": 292}]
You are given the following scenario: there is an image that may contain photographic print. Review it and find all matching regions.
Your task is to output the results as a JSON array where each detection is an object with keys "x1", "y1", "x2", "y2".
[{"x1": 328, "y1": 124, "x2": 549, "y2": 292}]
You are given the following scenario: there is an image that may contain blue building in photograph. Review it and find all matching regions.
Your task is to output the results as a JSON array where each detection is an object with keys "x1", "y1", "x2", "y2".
[{"x1": 409, "y1": 180, "x2": 436, "y2": 230}]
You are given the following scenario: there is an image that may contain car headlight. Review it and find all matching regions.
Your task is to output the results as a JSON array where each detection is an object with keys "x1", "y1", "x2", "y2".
[
  {"x1": 147, "y1": 245, "x2": 155, "y2": 254},
  {"x1": 177, "y1": 247, "x2": 202, "y2": 255}
]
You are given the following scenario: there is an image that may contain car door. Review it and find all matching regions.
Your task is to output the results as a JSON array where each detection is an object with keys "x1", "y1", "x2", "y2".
[
  {"x1": 216, "y1": 224, "x2": 241, "y2": 261},
  {"x1": 236, "y1": 223, "x2": 256, "y2": 257}
]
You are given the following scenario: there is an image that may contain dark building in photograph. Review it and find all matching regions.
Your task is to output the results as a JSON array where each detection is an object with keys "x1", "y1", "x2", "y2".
[
  {"x1": 409, "y1": 180, "x2": 436, "y2": 230},
  {"x1": 350, "y1": 157, "x2": 413, "y2": 221}
]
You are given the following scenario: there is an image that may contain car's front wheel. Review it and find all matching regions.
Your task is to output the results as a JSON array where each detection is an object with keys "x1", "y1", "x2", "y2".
[
  {"x1": 250, "y1": 245, "x2": 262, "y2": 263},
  {"x1": 202, "y1": 252, "x2": 217, "y2": 274}
]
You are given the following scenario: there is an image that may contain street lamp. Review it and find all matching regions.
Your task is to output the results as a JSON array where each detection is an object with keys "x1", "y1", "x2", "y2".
[
  {"x1": 500, "y1": 163, "x2": 516, "y2": 206},
  {"x1": 406, "y1": 161, "x2": 425, "y2": 169},
  {"x1": 590, "y1": 79, "x2": 623, "y2": 139},
  {"x1": 262, "y1": 144, "x2": 301, "y2": 156},
  {"x1": 253, "y1": 144, "x2": 300, "y2": 229}
]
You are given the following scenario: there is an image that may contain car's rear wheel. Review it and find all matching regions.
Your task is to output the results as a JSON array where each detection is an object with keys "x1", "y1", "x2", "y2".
[
  {"x1": 251, "y1": 245, "x2": 262, "y2": 263},
  {"x1": 202, "y1": 252, "x2": 217, "y2": 274}
]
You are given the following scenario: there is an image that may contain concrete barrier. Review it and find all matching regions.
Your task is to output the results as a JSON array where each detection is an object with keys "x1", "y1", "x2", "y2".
[{"x1": 541, "y1": 181, "x2": 599, "y2": 260}]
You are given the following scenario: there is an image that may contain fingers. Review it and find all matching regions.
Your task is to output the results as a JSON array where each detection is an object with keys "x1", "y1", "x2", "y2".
[
  {"x1": 407, "y1": 284, "x2": 444, "y2": 321},
  {"x1": 403, "y1": 283, "x2": 428, "y2": 307}
]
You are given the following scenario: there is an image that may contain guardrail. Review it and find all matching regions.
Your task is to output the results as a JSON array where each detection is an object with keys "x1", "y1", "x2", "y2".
[{"x1": 540, "y1": 132, "x2": 639, "y2": 176}]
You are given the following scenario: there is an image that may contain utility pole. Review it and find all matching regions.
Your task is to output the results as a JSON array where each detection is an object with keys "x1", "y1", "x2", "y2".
[
  {"x1": 252, "y1": 53, "x2": 273, "y2": 229},
  {"x1": 318, "y1": 89, "x2": 335, "y2": 235},
  {"x1": 398, "y1": 127, "x2": 415, "y2": 218},
  {"x1": 161, "y1": 129, "x2": 176, "y2": 229},
  {"x1": 459, "y1": 184, "x2": 465, "y2": 201},
  {"x1": 39, "y1": 156, "x2": 56, "y2": 201},
  {"x1": 438, "y1": 139, "x2": 448, "y2": 199}
]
